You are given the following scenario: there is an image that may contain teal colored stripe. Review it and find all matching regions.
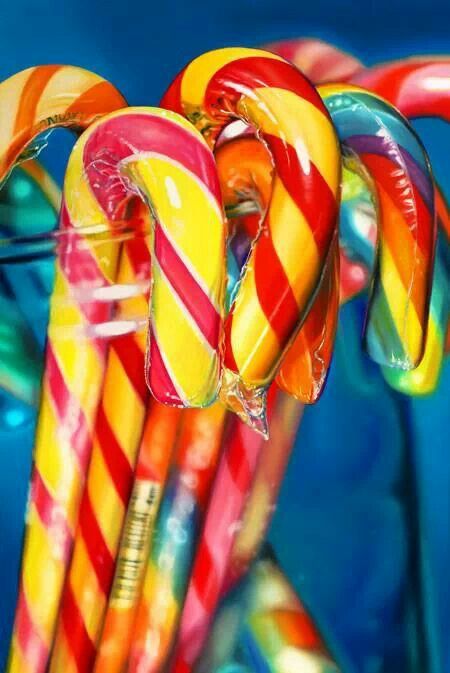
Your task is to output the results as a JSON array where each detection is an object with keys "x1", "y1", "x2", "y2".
[{"x1": 365, "y1": 283, "x2": 408, "y2": 368}]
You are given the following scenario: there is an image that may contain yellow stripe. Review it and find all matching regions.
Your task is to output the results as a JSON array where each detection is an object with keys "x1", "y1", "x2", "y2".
[
  {"x1": 319, "y1": 82, "x2": 388, "y2": 104},
  {"x1": 48, "y1": 628, "x2": 78, "y2": 673},
  {"x1": 0, "y1": 68, "x2": 31, "y2": 161},
  {"x1": 240, "y1": 87, "x2": 340, "y2": 192},
  {"x1": 8, "y1": 636, "x2": 35, "y2": 673},
  {"x1": 181, "y1": 48, "x2": 284, "y2": 108},
  {"x1": 389, "y1": 317, "x2": 442, "y2": 393},
  {"x1": 151, "y1": 264, "x2": 220, "y2": 405},
  {"x1": 34, "y1": 67, "x2": 102, "y2": 122},
  {"x1": 86, "y1": 444, "x2": 126, "y2": 553},
  {"x1": 270, "y1": 178, "x2": 320, "y2": 306},
  {"x1": 230, "y1": 262, "x2": 280, "y2": 383},
  {"x1": 381, "y1": 244, "x2": 423, "y2": 364},
  {"x1": 101, "y1": 348, "x2": 145, "y2": 459},
  {"x1": 22, "y1": 508, "x2": 64, "y2": 644},
  {"x1": 65, "y1": 539, "x2": 106, "y2": 642},
  {"x1": 126, "y1": 156, "x2": 225, "y2": 298}
]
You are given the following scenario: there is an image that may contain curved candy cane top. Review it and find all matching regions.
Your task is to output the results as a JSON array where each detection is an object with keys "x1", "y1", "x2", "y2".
[
  {"x1": 0, "y1": 65, "x2": 127, "y2": 183},
  {"x1": 265, "y1": 37, "x2": 363, "y2": 84},
  {"x1": 64, "y1": 106, "x2": 226, "y2": 407},
  {"x1": 162, "y1": 47, "x2": 340, "y2": 426},
  {"x1": 352, "y1": 58, "x2": 450, "y2": 125},
  {"x1": 320, "y1": 84, "x2": 436, "y2": 370}
]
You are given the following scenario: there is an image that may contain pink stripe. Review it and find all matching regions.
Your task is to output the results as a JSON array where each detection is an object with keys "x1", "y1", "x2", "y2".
[
  {"x1": 45, "y1": 344, "x2": 93, "y2": 474},
  {"x1": 14, "y1": 586, "x2": 49, "y2": 673},
  {"x1": 173, "y1": 420, "x2": 264, "y2": 667},
  {"x1": 31, "y1": 471, "x2": 74, "y2": 561},
  {"x1": 82, "y1": 112, "x2": 222, "y2": 220},
  {"x1": 155, "y1": 223, "x2": 220, "y2": 349},
  {"x1": 146, "y1": 329, "x2": 183, "y2": 405}
]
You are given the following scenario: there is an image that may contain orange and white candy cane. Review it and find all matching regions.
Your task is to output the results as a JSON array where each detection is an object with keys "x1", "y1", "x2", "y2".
[
  {"x1": 3, "y1": 65, "x2": 127, "y2": 673},
  {"x1": 161, "y1": 47, "x2": 341, "y2": 431},
  {"x1": 45, "y1": 106, "x2": 226, "y2": 673}
]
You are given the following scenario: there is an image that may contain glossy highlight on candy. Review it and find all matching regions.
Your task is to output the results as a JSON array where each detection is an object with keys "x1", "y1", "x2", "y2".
[{"x1": 161, "y1": 47, "x2": 341, "y2": 431}]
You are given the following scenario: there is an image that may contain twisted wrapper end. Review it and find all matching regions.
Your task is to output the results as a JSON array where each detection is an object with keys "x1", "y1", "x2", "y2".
[{"x1": 219, "y1": 369, "x2": 269, "y2": 438}]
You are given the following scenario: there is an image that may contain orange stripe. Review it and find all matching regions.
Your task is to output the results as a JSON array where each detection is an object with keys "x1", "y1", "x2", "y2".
[
  {"x1": 6, "y1": 65, "x2": 61, "y2": 167},
  {"x1": 377, "y1": 184, "x2": 427, "y2": 321},
  {"x1": 65, "y1": 81, "x2": 126, "y2": 118}
]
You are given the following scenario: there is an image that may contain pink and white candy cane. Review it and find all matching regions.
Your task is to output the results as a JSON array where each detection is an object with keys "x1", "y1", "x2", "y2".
[{"x1": 168, "y1": 386, "x2": 278, "y2": 673}]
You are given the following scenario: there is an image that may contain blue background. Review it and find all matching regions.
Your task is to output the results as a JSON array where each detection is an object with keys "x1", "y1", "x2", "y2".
[{"x1": 0, "y1": 1, "x2": 449, "y2": 672}]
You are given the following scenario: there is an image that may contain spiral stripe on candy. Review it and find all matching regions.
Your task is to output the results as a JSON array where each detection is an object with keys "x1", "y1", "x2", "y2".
[
  {"x1": 74, "y1": 108, "x2": 225, "y2": 407},
  {"x1": 161, "y1": 47, "x2": 340, "y2": 429},
  {"x1": 167, "y1": 387, "x2": 277, "y2": 673},
  {"x1": 93, "y1": 402, "x2": 182, "y2": 673},
  {"x1": 4, "y1": 65, "x2": 127, "y2": 673},
  {"x1": 265, "y1": 37, "x2": 363, "y2": 84},
  {"x1": 353, "y1": 58, "x2": 450, "y2": 125},
  {"x1": 49, "y1": 233, "x2": 151, "y2": 673},
  {"x1": 48, "y1": 106, "x2": 225, "y2": 673},
  {"x1": 215, "y1": 135, "x2": 340, "y2": 404},
  {"x1": 352, "y1": 59, "x2": 450, "y2": 367},
  {"x1": 128, "y1": 403, "x2": 227, "y2": 673},
  {"x1": 320, "y1": 84, "x2": 436, "y2": 370}
]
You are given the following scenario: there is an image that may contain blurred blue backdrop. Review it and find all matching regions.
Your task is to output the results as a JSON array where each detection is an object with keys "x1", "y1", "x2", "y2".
[{"x1": 0, "y1": 1, "x2": 448, "y2": 672}]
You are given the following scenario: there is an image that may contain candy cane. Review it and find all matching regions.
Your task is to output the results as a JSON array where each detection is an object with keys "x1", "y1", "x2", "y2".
[
  {"x1": 128, "y1": 403, "x2": 227, "y2": 673},
  {"x1": 265, "y1": 37, "x2": 363, "y2": 84},
  {"x1": 161, "y1": 47, "x2": 341, "y2": 432},
  {"x1": 46, "y1": 105, "x2": 226, "y2": 673},
  {"x1": 2, "y1": 65, "x2": 127, "y2": 673},
  {"x1": 93, "y1": 402, "x2": 182, "y2": 673},
  {"x1": 351, "y1": 59, "x2": 450, "y2": 391},
  {"x1": 167, "y1": 387, "x2": 278, "y2": 673},
  {"x1": 320, "y1": 84, "x2": 436, "y2": 372}
]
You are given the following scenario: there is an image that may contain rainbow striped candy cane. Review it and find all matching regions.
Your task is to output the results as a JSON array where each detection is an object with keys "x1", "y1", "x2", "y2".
[{"x1": 319, "y1": 84, "x2": 436, "y2": 371}]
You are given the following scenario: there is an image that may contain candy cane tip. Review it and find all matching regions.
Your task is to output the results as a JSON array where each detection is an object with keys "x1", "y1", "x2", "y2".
[{"x1": 220, "y1": 370, "x2": 269, "y2": 438}]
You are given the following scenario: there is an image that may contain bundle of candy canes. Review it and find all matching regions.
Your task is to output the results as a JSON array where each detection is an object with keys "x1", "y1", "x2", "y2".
[{"x1": 0, "y1": 40, "x2": 448, "y2": 673}]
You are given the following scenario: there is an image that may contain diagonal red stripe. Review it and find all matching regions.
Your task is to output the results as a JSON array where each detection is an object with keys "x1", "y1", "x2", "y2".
[
  {"x1": 111, "y1": 334, "x2": 148, "y2": 405},
  {"x1": 94, "y1": 403, "x2": 134, "y2": 506},
  {"x1": 202, "y1": 57, "x2": 329, "y2": 120},
  {"x1": 78, "y1": 493, "x2": 115, "y2": 596},
  {"x1": 254, "y1": 219, "x2": 300, "y2": 345},
  {"x1": 15, "y1": 586, "x2": 49, "y2": 673},
  {"x1": 32, "y1": 471, "x2": 73, "y2": 560},
  {"x1": 60, "y1": 583, "x2": 97, "y2": 673},
  {"x1": 45, "y1": 344, "x2": 92, "y2": 474},
  {"x1": 190, "y1": 542, "x2": 221, "y2": 615},
  {"x1": 147, "y1": 332, "x2": 183, "y2": 405},
  {"x1": 264, "y1": 133, "x2": 337, "y2": 256},
  {"x1": 155, "y1": 223, "x2": 221, "y2": 349}
]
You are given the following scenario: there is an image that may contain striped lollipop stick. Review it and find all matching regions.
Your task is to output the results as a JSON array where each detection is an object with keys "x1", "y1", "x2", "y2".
[
  {"x1": 2, "y1": 65, "x2": 127, "y2": 673},
  {"x1": 166, "y1": 386, "x2": 278, "y2": 673},
  {"x1": 48, "y1": 106, "x2": 226, "y2": 673},
  {"x1": 320, "y1": 84, "x2": 436, "y2": 370},
  {"x1": 93, "y1": 401, "x2": 182, "y2": 673},
  {"x1": 128, "y1": 403, "x2": 227, "y2": 673},
  {"x1": 161, "y1": 47, "x2": 341, "y2": 432}
]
